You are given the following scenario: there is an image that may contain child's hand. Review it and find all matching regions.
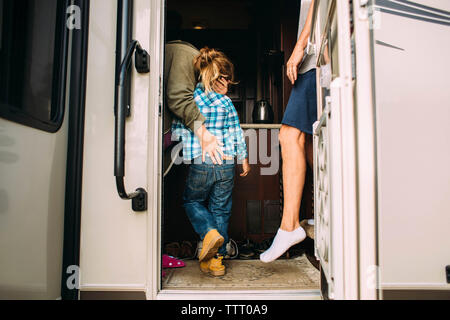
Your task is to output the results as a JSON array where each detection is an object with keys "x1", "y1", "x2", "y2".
[{"x1": 240, "y1": 159, "x2": 251, "y2": 177}]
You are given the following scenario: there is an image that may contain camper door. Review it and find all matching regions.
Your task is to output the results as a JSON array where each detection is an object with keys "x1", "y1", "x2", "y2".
[{"x1": 79, "y1": 0, "x2": 163, "y2": 299}]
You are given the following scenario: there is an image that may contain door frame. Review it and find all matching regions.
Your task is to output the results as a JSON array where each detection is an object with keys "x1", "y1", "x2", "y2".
[
  {"x1": 147, "y1": 0, "x2": 322, "y2": 301},
  {"x1": 352, "y1": 0, "x2": 379, "y2": 300},
  {"x1": 61, "y1": 0, "x2": 91, "y2": 301},
  {"x1": 146, "y1": 0, "x2": 165, "y2": 301}
]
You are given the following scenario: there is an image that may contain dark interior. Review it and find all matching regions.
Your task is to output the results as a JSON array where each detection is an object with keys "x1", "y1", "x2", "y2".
[{"x1": 163, "y1": 0, "x2": 314, "y2": 259}]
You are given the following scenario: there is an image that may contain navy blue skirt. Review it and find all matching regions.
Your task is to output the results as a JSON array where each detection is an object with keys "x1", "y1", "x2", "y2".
[{"x1": 282, "y1": 69, "x2": 318, "y2": 135}]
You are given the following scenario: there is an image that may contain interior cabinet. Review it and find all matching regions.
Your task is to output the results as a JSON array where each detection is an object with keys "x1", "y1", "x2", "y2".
[{"x1": 230, "y1": 127, "x2": 282, "y2": 243}]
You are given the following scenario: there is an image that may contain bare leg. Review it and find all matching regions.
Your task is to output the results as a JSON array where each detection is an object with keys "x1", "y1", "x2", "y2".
[
  {"x1": 280, "y1": 125, "x2": 308, "y2": 232},
  {"x1": 260, "y1": 125, "x2": 308, "y2": 263}
]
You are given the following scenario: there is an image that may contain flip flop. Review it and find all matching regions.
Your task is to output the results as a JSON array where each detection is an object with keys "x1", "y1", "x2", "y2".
[{"x1": 162, "y1": 255, "x2": 186, "y2": 268}]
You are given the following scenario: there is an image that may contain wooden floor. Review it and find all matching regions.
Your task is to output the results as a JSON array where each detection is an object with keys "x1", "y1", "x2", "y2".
[{"x1": 163, "y1": 255, "x2": 320, "y2": 291}]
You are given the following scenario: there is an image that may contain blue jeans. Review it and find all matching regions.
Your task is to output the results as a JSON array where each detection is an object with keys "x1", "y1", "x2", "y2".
[{"x1": 183, "y1": 159, "x2": 235, "y2": 256}]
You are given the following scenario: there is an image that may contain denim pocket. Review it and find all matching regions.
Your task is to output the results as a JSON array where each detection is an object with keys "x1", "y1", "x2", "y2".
[
  {"x1": 218, "y1": 165, "x2": 235, "y2": 182},
  {"x1": 186, "y1": 166, "x2": 209, "y2": 193}
]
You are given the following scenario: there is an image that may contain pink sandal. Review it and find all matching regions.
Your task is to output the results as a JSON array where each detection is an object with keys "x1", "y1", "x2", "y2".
[{"x1": 163, "y1": 255, "x2": 185, "y2": 268}]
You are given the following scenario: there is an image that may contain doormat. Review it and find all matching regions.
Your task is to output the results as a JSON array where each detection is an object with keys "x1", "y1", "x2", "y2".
[{"x1": 163, "y1": 255, "x2": 320, "y2": 291}]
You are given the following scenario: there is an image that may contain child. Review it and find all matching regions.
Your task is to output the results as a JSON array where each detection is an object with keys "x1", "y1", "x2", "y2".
[{"x1": 172, "y1": 47, "x2": 250, "y2": 276}]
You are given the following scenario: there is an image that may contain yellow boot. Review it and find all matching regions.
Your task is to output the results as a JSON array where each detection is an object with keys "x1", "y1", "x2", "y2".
[
  {"x1": 200, "y1": 256, "x2": 226, "y2": 277},
  {"x1": 198, "y1": 229, "x2": 224, "y2": 262}
]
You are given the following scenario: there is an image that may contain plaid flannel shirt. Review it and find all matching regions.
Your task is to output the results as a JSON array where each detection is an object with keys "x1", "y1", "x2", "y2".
[{"x1": 172, "y1": 84, "x2": 248, "y2": 162}]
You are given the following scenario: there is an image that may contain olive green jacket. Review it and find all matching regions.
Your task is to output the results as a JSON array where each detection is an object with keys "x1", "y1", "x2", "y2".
[{"x1": 164, "y1": 41, "x2": 205, "y2": 134}]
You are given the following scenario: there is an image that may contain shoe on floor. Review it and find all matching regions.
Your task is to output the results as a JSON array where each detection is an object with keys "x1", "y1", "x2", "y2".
[
  {"x1": 238, "y1": 241, "x2": 255, "y2": 260},
  {"x1": 164, "y1": 242, "x2": 181, "y2": 258},
  {"x1": 180, "y1": 241, "x2": 195, "y2": 259},
  {"x1": 162, "y1": 254, "x2": 185, "y2": 268},
  {"x1": 200, "y1": 256, "x2": 226, "y2": 277},
  {"x1": 300, "y1": 220, "x2": 315, "y2": 239},
  {"x1": 198, "y1": 229, "x2": 224, "y2": 262},
  {"x1": 224, "y1": 239, "x2": 239, "y2": 260},
  {"x1": 255, "y1": 238, "x2": 272, "y2": 255}
]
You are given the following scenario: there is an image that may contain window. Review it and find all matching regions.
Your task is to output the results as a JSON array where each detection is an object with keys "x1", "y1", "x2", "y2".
[{"x1": 0, "y1": 0, "x2": 68, "y2": 132}]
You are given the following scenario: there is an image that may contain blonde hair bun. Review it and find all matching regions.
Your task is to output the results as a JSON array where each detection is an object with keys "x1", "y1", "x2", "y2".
[{"x1": 194, "y1": 47, "x2": 236, "y2": 93}]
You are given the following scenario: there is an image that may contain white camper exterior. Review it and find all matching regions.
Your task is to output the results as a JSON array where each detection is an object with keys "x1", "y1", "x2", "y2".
[
  {"x1": 312, "y1": 0, "x2": 450, "y2": 300},
  {"x1": 0, "y1": 0, "x2": 89, "y2": 299},
  {"x1": 0, "y1": 0, "x2": 449, "y2": 300}
]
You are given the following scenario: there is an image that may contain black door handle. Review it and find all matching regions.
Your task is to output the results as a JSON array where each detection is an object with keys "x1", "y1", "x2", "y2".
[
  {"x1": 114, "y1": 40, "x2": 150, "y2": 212},
  {"x1": 114, "y1": 1, "x2": 150, "y2": 212},
  {"x1": 114, "y1": 0, "x2": 150, "y2": 212}
]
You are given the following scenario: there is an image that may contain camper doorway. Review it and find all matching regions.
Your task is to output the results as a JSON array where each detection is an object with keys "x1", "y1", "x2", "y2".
[{"x1": 158, "y1": 0, "x2": 321, "y2": 300}]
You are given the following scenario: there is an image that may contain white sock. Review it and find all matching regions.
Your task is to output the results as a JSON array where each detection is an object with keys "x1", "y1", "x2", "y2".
[{"x1": 260, "y1": 227, "x2": 307, "y2": 263}]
